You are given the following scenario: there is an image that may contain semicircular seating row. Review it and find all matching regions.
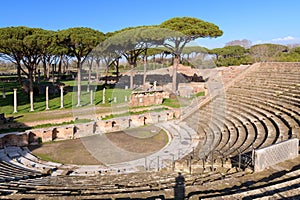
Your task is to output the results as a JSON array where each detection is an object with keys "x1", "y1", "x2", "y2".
[
  {"x1": 183, "y1": 62, "x2": 300, "y2": 162},
  {"x1": 0, "y1": 150, "x2": 299, "y2": 198},
  {"x1": 0, "y1": 62, "x2": 299, "y2": 199}
]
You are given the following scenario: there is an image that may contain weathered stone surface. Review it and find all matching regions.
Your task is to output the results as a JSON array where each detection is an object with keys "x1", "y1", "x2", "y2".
[
  {"x1": 55, "y1": 126, "x2": 74, "y2": 139},
  {"x1": 0, "y1": 132, "x2": 28, "y2": 148},
  {"x1": 129, "y1": 91, "x2": 169, "y2": 107},
  {"x1": 0, "y1": 108, "x2": 179, "y2": 148}
]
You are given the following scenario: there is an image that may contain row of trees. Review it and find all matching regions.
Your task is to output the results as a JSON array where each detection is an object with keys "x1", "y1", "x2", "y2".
[
  {"x1": 2, "y1": 17, "x2": 298, "y2": 106},
  {"x1": 210, "y1": 38, "x2": 300, "y2": 66},
  {"x1": 0, "y1": 17, "x2": 223, "y2": 105}
]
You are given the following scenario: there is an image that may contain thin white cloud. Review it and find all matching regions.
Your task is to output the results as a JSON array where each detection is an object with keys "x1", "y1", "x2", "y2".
[
  {"x1": 253, "y1": 36, "x2": 299, "y2": 45},
  {"x1": 272, "y1": 36, "x2": 297, "y2": 42},
  {"x1": 253, "y1": 40, "x2": 266, "y2": 44}
]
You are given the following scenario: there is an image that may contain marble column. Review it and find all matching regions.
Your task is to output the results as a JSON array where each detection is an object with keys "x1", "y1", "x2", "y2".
[
  {"x1": 102, "y1": 88, "x2": 106, "y2": 104},
  {"x1": 30, "y1": 91, "x2": 34, "y2": 112},
  {"x1": 2, "y1": 87, "x2": 6, "y2": 99},
  {"x1": 90, "y1": 89, "x2": 93, "y2": 105},
  {"x1": 13, "y1": 88, "x2": 17, "y2": 113},
  {"x1": 60, "y1": 86, "x2": 64, "y2": 108},
  {"x1": 45, "y1": 86, "x2": 49, "y2": 110}
]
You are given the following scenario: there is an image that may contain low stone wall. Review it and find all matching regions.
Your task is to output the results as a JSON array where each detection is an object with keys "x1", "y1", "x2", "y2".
[
  {"x1": 26, "y1": 124, "x2": 75, "y2": 143},
  {"x1": 0, "y1": 109, "x2": 180, "y2": 148}
]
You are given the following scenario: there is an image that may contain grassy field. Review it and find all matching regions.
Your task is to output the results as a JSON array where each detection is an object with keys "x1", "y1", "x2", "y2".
[
  {"x1": 0, "y1": 80, "x2": 135, "y2": 122},
  {"x1": 0, "y1": 79, "x2": 202, "y2": 132},
  {"x1": 29, "y1": 138, "x2": 103, "y2": 165},
  {"x1": 0, "y1": 81, "x2": 132, "y2": 115}
]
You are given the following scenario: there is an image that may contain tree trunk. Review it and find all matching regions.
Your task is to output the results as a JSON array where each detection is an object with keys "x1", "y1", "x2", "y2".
[
  {"x1": 172, "y1": 55, "x2": 179, "y2": 94},
  {"x1": 62, "y1": 58, "x2": 66, "y2": 74},
  {"x1": 95, "y1": 60, "x2": 100, "y2": 84},
  {"x1": 105, "y1": 65, "x2": 109, "y2": 85},
  {"x1": 130, "y1": 63, "x2": 134, "y2": 89},
  {"x1": 43, "y1": 61, "x2": 48, "y2": 80},
  {"x1": 47, "y1": 63, "x2": 50, "y2": 79},
  {"x1": 77, "y1": 60, "x2": 81, "y2": 107},
  {"x1": 28, "y1": 68, "x2": 34, "y2": 93},
  {"x1": 33, "y1": 68, "x2": 36, "y2": 83},
  {"x1": 17, "y1": 63, "x2": 22, "y2": 84},
  {"x1": 115, "y1": 59, "x2": 119, "y2": 79},
  {"x1": 143, "y1": 56, "x2": 147, "y2": 90},
  {"x1": 65, "y1": 61, "x2": 69, "y2": 74},
  {"x1": 58, "y1": 55, "x2": 62, "y2": 80},
  {"x1": 88, "y1": 64, "x2": 92, "y2": 92}
]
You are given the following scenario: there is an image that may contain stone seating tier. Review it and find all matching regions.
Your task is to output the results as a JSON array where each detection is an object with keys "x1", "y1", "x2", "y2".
[{"x1": 0, "y1": 62, "x2": 299, "y2": 199}]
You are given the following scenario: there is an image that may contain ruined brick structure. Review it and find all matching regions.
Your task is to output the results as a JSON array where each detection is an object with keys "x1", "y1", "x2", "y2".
[
  {"x1": 0, "y1": 109, "x2": 180, "y2": 146},
  {"x1": 129, "y1": 90, "x2": 169, "y2": 107}
]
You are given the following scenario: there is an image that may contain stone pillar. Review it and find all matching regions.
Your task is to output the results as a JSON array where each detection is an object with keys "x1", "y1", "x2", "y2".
[
  {"x1": 2, "y1": 88, "x2": 6, "y2": 99},
  {"x1": 113, "y1": 96, "x2": 117, "y2": 103},
  {"x1": 90, "y1": 89, "x2": 93, "y2": 105},
  {"x1": 125, "y1": 95, "x2": 128, "y2": 102},
  {"x1": 30, "y1": 91, "x2": 34, "y2": 112},
  {"x1": 45, "y1": 86, "x2": 49, "y2": 110},
  {"x1": 13, "y1": 88, "x2": 17, "y2": 113},
  {"x1": 125, "y1": 85, "x2": 128, "y2": 90},
  {"x1": 102, "y1": 88, "x2": 106, "y2": 104},
  {"x1": 60, "y1": 86, "x2": 64, "y2": 108},
  {"x1": 51, "y1": 64, "x2": 55, "y2": 84},
  {"x1": 154, "y1": 81, "x2": 157, "y2": 90}
]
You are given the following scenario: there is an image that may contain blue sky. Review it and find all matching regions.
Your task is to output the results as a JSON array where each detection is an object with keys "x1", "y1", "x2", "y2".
[{"x1": 1, "y1": 0, "x2": 299, "y2": 48}]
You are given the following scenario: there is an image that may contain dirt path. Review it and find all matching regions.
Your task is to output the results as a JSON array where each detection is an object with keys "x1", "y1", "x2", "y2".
[
  {"x1": 29, "y1": 138, "x2": 102, "y2": 165},
  {"x1": 6, "y1": 105, "x2": 168, "y2": 128},
  {"x1": 29, "y1": 126, "x2": 168, "y2": 165}
]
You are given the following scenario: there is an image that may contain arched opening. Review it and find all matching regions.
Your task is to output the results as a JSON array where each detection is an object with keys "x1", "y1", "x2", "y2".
[
  {"x1": 52, "y1": 128, "x2": 58, "y2": 140},
  {"x1": 28, "y1": 132, "x2": 36, "y2": 144}
]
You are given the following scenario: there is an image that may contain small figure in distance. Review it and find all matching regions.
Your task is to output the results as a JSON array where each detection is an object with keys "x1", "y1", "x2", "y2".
[
  {"x1": 174, "y1": 172, "x2": 185, "y2": 200},
  {"x1": 176, "y1": 172, "x2": 185, "y2": 184}
]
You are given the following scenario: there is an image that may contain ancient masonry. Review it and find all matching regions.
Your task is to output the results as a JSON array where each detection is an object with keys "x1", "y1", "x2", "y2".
[
  {"x1": 0, "y1": 109, "x2": 180, "y2": 145},
  {"x1": 129, "y1": 90, "x2": 169, "y2": 107}
]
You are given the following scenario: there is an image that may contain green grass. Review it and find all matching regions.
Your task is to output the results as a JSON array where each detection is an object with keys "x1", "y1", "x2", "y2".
[
  {"x1": 0, "y1": 127, "x2": 30, "y2": 134},
  {"x1": 0, "y1": 118, "x2": 93, "y2": 134},
  {"x1": 162, "y1": 98, "x2": 181, "y2": 108},
  {"x1": 33, "y1": 118, "x2": 93, "y2": 129},
  {"x1": 194, "y1": 91, "x2": 205, "y2": 97},
  {"x1": 33, "y1": 153, "x2": 62, "y2": 163},
  {"x1": 0, "y1": 79, "x2": 194, "y2": 127},
  {"x1": 102, "y1": 107, "x2": 168, "y2": 120},
  {"x1": 1, "y1": 80, "x2": 201, "y2": 117},
  {"x1": 0, "y1": 81, "x2": 133, "y2": 115}
]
